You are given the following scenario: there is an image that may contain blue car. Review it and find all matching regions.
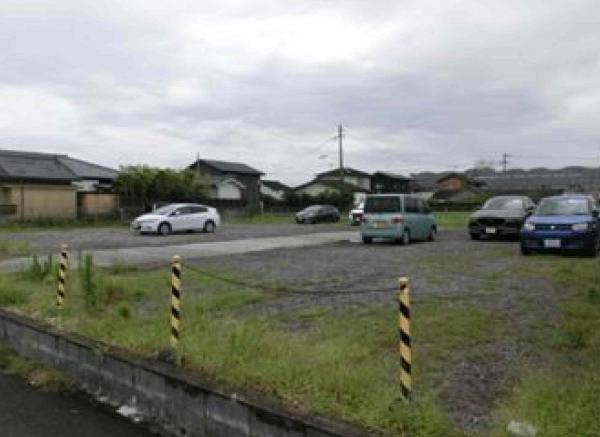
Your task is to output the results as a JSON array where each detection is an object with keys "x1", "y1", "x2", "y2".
[{"x1": 520, "y1": 195, "x2": 600, "y2": 256}]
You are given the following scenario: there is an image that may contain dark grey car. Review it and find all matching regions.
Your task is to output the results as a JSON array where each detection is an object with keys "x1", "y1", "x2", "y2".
[
  {"x1": 295, "y1": 205, "x2": 340, "y2": 224},
  {"x1": 469, "y1": 196, "x2": 535, "y2": 240}
]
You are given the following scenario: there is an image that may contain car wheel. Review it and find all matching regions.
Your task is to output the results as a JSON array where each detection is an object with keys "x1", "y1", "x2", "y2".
[
  {"x1": 362, "y1": 236, "x2": 373, "y2": 244},
  {"x1": 400, "y1": 230, "x2": 410, "y2": 245},
  {"x1": 470, "y1": 232, "x2": 481, "y2": 240},
  {"x1": 203, "y1": 220, "x2": 216, "y2": 233},
  {"x1": 520, "y1": 243, "x2": 531, "y2": 256},
  {"x1": 158, "y1": 222, "x2": 171, "y2": 236},
  {"x1": 428, "y1": 227, "x2": 437, "y2": 241}
]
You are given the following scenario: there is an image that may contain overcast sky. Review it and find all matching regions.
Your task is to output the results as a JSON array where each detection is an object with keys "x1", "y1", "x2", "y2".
[{"x1": 2, "y1": 0, "x2": 600, "y2": 184}]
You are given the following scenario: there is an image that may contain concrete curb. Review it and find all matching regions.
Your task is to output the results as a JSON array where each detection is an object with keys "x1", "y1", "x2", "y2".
[{"x1": 0, "y1": 308, "x2": 373, "y2": 437}]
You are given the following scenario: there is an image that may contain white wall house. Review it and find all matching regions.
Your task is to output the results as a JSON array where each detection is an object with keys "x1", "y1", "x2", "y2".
[
  {"x1": 260, "y1": 180, "x2": 290, "y2": 201},
  {"x1": 314, "y1": 168, "x2": 372, "y2": 191},
  {"x1": 294, "y1": 179, "x2": 369, "y2": 205},
  {"x1": 210, "y1": 177, "x2": 245, "y2": 200}
]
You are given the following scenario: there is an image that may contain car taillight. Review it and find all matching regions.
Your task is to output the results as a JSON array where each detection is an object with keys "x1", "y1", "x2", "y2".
[{"x1": 391, "y1": 216, "x2": 404, "y2": 224}]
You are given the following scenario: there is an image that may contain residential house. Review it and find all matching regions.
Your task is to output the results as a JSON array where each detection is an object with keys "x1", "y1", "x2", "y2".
[
  {"x1": 431, "y1": 172, "x2": 487, "y2": 204},
  {"x1": 371, "y1": 172, "x2": 412, "y2": 193},
  {"x1": 0, "y1": 150, "x2": 119, "y2": 220},
  {"x1": 189, "y1": 158, "x2": 264, "y2": 211},
  {"x1": 314, "y1": 167, "x2": 372, "y2": 191},
  {"x1": 294, "y1": 179, "x2": 370, "y2": 204},
  {"x1": 260, "y1": 180, "x2": 291, "y2": 202}
]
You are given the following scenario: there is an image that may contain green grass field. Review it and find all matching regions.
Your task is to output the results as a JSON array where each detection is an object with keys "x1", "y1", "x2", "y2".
[
  {"x1": 433, "y1": 211, "x2": 471, "y2": 229},
  {"x1": 1, "y1": 250, "x2": 599, "y2": 436}
]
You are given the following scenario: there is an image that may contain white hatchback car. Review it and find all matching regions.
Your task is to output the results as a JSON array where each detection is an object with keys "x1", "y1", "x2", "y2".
[{"x1": 131, "y1": 203, "x2": 221, "y2": 235}]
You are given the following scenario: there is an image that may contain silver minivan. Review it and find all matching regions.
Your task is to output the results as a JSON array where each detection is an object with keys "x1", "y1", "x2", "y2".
[{"x1": 360, "y1": 194, "x2": 437, "y2": 244}]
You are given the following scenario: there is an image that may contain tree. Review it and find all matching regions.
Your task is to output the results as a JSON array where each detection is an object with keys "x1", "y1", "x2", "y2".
[{"x1": 114, "y1": 165, "x2": 211, "y2": 207}]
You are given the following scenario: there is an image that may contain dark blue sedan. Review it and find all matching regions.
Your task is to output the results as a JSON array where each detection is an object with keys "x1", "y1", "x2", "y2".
[{"x1": 520, "y1": 195, "x2": 600, "y2": 256}]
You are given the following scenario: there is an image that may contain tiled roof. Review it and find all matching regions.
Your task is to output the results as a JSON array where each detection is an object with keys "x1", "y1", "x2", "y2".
[
  {"x1": 262, "y1": 180, "x2": 291, "y2": 191},
  {"x1": 0, "y1": 149, "x2": 118, "y2": 182},
  {"x1": 192, "y1": 159, "x2": 264, "y2": 175}
]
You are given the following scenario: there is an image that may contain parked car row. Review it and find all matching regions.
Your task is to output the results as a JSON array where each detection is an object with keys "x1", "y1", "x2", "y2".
[
  {"x1": 130, "y1": 195, "x2": 600, "y2": 258},
  {"x1": 469, "y1": 194, "x2": 600, "y2": 257}
]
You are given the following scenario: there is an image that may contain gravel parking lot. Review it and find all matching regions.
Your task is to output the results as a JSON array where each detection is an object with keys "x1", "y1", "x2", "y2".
[
  {"x1": 185, "y1": 229, "x2": 562, "y2": 429},
  {"x1": 0, "y1": 223, "x2": 349, "y2": 254}
]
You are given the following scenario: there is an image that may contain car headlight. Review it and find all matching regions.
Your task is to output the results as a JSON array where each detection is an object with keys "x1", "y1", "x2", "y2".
[
  {"x1": 572, "y1": 222, "x2": 589, "y2": 231},
  {"x1": 523, "y1": 222, "x2": 535, "y2": 231}
]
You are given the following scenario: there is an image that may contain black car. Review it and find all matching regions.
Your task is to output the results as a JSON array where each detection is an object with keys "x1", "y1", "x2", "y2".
[
  {"x1": 295, "y1": 205, "x2": 340, "y2": 224},
  {"x1": 469, "y1": 195, "x2": 535, "y2": 240}
]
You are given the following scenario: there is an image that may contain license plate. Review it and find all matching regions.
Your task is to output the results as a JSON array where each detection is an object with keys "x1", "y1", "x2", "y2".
[
  {"x1": 544, "y1": 239, "x2": 561, "y2": 248},
  {"x1": 375, "y1": 222, "x2": 386, "y2": 229},
  {"x1": 485, "y1": 227, "x2": 497, "y2": 234}
]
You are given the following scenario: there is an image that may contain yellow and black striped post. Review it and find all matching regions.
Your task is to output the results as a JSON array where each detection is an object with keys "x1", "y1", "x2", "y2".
[
  {"x1": 397, "y1": 277, "x2": 412, "y2": 400},
  {"x1": 56, "y1": 244, "x2": 68, "y2": 308},
  {"x1": 170, "y1": 255, "x2": 182, "y2": 349}
]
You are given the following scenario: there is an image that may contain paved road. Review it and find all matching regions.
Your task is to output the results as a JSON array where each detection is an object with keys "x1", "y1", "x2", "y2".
[
  {"x1": 0, "y1": 372, "x2": 156, "y2": 437},
  {"x1": 0, "y1": 231, "x2": 358, "y2": 271},
  {"x1": 0, "y1": 223, "x2": 350, "y2": 253}
]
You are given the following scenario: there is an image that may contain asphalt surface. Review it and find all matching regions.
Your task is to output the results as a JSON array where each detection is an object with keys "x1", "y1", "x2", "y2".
[
  {"x1": 0, "y1": 223, "x2": 349, "y2": 253},
  {"x1": 0, "y1": 230, "x2": 358, "y2": 271},
  {"x1": 0, "y1": 372, "x2": 156, "y2": 437}
]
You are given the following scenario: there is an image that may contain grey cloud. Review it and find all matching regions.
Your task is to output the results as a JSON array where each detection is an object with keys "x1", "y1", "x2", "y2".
[{"x1": 2, "y1": 0, "x2": 600, "y2": 184}]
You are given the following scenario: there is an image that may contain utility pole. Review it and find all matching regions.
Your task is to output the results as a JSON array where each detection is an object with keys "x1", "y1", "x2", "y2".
[
  {"x1": 501, "y1": 153, "x2": 510, "y2": 174},
  {"x1": 338, "y1": 124, "x2": 344, "y2": 183}
]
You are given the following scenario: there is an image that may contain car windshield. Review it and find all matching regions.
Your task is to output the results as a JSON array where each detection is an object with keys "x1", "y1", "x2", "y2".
[
  {"x1": 153, "y1": 205, "x2": 177, "y2": 215},
  {"x1": 536, "y1": 198, "x2": 590, "y2": 216},
  {"x1": 482, "y1": 197, "x2": 524, "y2": 210},
  {"x1": 364, "y1": 197, "x2": 401, "y2": 213}
]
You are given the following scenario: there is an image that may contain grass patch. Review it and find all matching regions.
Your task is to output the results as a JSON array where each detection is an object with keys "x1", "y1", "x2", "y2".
[
  {"x1": 227, "y1": 213, "x2": 296, "y2": 225},
  {"x1": 0, "y1": 239, "x2": 35, "y2": 256},
  {"x1": 491, "y1": 257, "x2": 600, "y2": 436},
  {"x1": 0, "y1": 263, "x2": 500, "y2": 435},
  {"x1": 433, "y1": 211, "x2": 471, "y2": 229}
]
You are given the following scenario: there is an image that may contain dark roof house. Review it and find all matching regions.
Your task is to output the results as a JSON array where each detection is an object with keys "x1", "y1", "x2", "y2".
[
  {"x1": 371, "y1": 172, "x2": 412, "y2": 193},
  {"x1": 261, "y1": 180, "x2": 291, "y2": 192},
  {"x1": 188, "y1": 158, "x2": 264, "y2": 211},
  {"x1": 0, "y1": 150, "x2": 118, "y2": 184},
  {"x1": 295, "y1": 178, "x2": 371, "y2": 194},
  {"x1": 315, "y1": 167, "x2": 371, "y2": 179},
  {"x1": 189, "y1": 158, "x2": 264, "y2": 176}
]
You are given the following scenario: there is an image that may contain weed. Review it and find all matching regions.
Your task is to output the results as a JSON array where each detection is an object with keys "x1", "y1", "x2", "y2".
[
  {"x1": 78, "y1": 253, "x2": 97, "y2": 309},
  {"x1": 0, "y1": 239, "x2": 35, "y2": 256},
  {"x1": 24, "y1": 254, "x2": 54, "y2": 281},
  {"x1": 117, "y1": 303, "x2": 132, "y2": 319}
]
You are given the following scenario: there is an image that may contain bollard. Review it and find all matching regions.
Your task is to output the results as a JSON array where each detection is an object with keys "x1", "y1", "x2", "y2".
[
  {"x1": 397, "y1": 277, "x2": 412, "y2": 401},
  {"x1": 56, "y1": 244, "x2": 68, "y2": 308},
  {"x1": 170, "y1": 255, "x2": 182, "y2": 349}
]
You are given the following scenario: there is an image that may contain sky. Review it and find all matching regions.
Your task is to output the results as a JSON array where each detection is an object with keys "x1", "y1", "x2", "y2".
[{"x1": 2, "y1": 0, "x2": 600, "y2": 185}]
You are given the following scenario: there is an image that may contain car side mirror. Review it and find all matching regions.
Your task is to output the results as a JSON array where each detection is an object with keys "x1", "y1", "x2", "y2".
[
  {"x1": 171, "y1": 211, "x2": 180, "y2": 217},
  {"x1": 593, "y1": 210, "x2": 599, "y2": 218}
]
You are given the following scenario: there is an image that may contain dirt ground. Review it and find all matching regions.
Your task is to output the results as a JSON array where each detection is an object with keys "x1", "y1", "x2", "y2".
[{"x1": 185, "y1": 230, "x2": 563, "y2": 430}]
